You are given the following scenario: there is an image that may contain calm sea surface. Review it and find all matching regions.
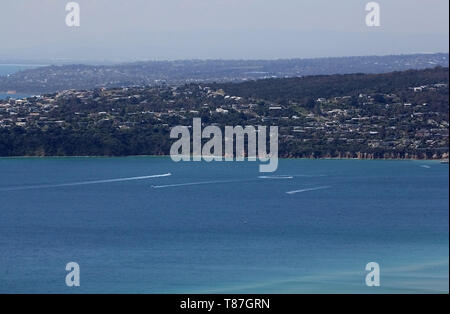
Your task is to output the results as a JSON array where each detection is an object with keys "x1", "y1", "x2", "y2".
[{"x1": 0, "y1": 157, "x2": 448, "y2": 293}]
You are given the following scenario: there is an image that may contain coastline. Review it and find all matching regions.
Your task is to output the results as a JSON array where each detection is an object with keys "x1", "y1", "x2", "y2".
[{"x1": 0, "y1": 154, "x2": 448, "y2": 162}]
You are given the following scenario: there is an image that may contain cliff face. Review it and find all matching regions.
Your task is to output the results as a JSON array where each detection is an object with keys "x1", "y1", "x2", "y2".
[{"x1": 280, "y1": 151, "x2": 450, "y2": 160}]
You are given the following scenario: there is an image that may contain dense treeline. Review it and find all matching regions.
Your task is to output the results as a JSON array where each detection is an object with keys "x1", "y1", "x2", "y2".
[
  {"x1": 0, "y1": 125, "x2": 444, "y2": 159},
  {"x1": 213, "y1": 67, "x2": 449, "y2": 108},
  {"x1": 0, "y1": 127, "x2": 171, "y2": 157}
]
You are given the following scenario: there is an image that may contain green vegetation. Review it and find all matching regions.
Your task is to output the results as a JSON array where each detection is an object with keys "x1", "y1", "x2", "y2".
[{"x1": 0, "y1": 67, "x2": 448, "y2": 159}]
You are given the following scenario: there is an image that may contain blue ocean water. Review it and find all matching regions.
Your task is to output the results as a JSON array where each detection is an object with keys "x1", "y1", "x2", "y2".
[
  {"x1": 0, "y1": 157, "x2": 448, "y2": 294},
  {"x1": 0, "y1": 93, "x2": 33, "y2": 100}
]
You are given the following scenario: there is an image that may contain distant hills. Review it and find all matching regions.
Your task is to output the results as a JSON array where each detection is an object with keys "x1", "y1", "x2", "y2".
[
  {"x1": 0, "y1": 53, "x2": 448, "y2": 94},
  {"x1": 1, "y1": 67, "x2": 448, "y2": 159},
  {"x1": 212, "y1": 67, "x2": 450, "y2": 106}
]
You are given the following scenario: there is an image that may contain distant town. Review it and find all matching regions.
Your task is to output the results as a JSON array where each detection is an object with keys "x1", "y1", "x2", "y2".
[
  {"x1": 0, "y1": 53, "x2": 448, "y2": 94},
  {"x1": 0, "y1": 67, "x2": 448, "y2": 159}
]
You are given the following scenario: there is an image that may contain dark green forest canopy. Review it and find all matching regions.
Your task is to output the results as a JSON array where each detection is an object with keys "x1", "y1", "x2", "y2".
[{"x1": 212, "y1": 67, "x2": 449, "y2": 106}]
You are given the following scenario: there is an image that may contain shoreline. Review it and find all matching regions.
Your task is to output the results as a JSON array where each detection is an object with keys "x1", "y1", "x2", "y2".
[{"x1": 0, "y1": 155, "x2": 448, "y2": 162}]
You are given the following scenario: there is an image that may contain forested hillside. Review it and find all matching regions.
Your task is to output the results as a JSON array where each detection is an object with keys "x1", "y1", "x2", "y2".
[{"x1": 0, "y1": 67, "x2": 448, "y2": 159}]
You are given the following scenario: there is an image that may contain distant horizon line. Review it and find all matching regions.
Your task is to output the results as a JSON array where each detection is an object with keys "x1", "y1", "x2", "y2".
[{"x1": 0, "y1": 52, "x2": 448, "y2": 66}]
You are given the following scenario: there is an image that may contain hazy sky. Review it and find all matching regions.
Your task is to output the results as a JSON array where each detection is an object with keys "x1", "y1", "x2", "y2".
[{"x1": 0, "y1": 0, "x2": 448, "y2": 62}]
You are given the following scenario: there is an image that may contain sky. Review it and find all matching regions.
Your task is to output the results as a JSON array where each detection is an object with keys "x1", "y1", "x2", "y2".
[{"x1": 0, "y1": 0, "x2": 448, "y2": 62}]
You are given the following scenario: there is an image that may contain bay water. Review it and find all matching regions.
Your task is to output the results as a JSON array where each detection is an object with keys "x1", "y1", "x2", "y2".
[{"x1": 0, "y1": 157, "x2": 448, "y2": 293}]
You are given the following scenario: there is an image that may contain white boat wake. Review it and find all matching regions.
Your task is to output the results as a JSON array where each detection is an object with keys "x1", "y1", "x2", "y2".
[
  {"x1": 0, "y1": 173, "x2": 172, "y2": 191},
  {"x1": 153, "y1": 174, "x2": 328, "y2": 189},
  {"x1": 286, "y1": 186, "x2": 331, "y2": 195},
  {"x1": 152, "y1": 179, "x2": 252, "y2": 189},
  {"x1": 258, "y1": 175, "x2": 294, "y2": 179}
]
